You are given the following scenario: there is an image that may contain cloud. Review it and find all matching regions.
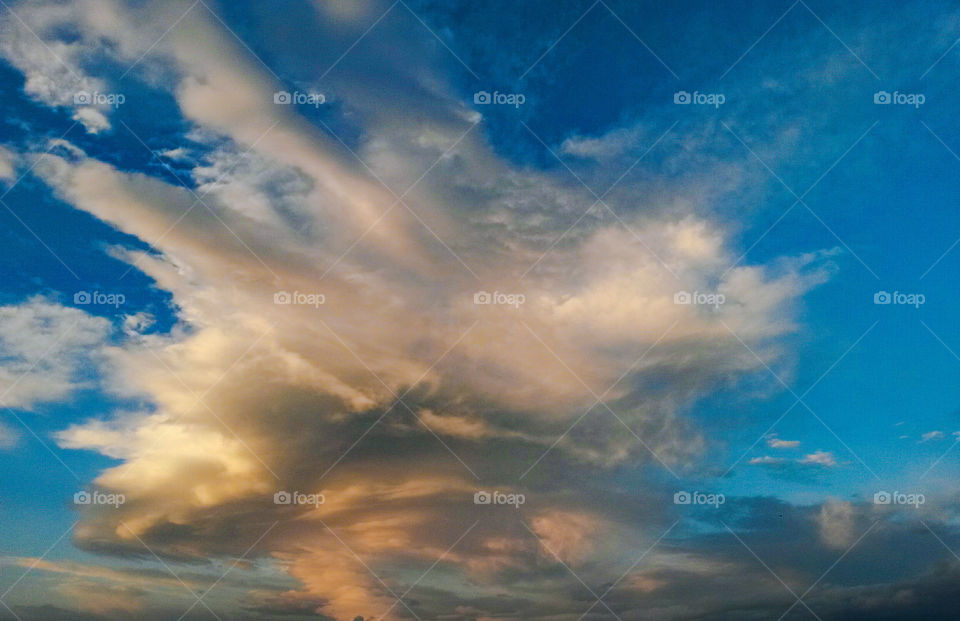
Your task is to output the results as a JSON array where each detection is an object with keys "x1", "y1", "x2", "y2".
[
  {"x1": 0, "y1": 422, "x2": 19, "y2": 449},
  {"x1": 530, "y1": 509, "x2": 603, "y2": 566},
  {"x1": 0, "y1": 0, "x2": 875, "y2": 618},
  {"x1": 766, "y1": 433, "x2": 800, "y2": 449},
  {"x1": 920, "y1": 430, "x2": 944, "y2": 443},
  {"x1": 55, "y1": 580, "x2": 145, "y2": 616},
  {"x1": 560, "y1": 121, "x2": 653, "y2": 160},
  {"x1": 750, "y1": 449, "x2": 839, "y2": 470},
  {"x1": 799, "y1": 450, "x2": 838, "y2": 467},
  {"x1": 749, "y1": 455, "x2": 785, "y2": 465},
  {"x1": 158, "y1": 147, "x2": 191, "y2": 162},
  {"x1": 0, "y1": 0, "x2": 128, "y2": 133},
  {"x1": 0, "y1": 145, "x2": 15, "y2": 181},
  {"x1": 816, "y1": 499, "x2": 856, "y2": 549},
  {"x1": 0, "y1": 298, "x2": 112, "y2": 410},
  {"x1": 70, "y1": 107, "x2": 110, "y2": 134}
]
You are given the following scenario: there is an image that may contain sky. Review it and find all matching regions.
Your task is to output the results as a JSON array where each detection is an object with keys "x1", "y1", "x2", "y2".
[{"x1": 0, "y1": 0, "x2": 959, "y2": 619}]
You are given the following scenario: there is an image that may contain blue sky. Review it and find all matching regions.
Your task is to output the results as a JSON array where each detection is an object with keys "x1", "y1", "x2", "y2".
[{"x1": 1, "y1": 0, "x2": 960, "y2": 619}]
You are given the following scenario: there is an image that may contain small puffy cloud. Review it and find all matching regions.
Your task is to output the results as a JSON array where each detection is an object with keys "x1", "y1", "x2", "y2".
[
  {"x1": 766, "y1": 433, "x2": 800, "y2": 449},
  {"x1": 560, "y1": 122, "x2": 651, "y2": 160},
  {"x1": 749, "y1": 455, "x2": 785, "y2": 465},
  {"x1": 920, "y1": 431, "x2": 944, "y2": 443},
  {"x1": 159, "y1": 147, "x2": 191, "y2": 161},
  {"x1": 0, "y1": 423, "x2": 18, "y2": 449},
  {"x1": 0, "y1": 145, "x2": 15, "y2": 181},
  {"x1": 799, "y1": 450, "x2": 837, "y2": 467},
  {"x1": 122, "y1": 312, "x2": 155, "y2": 337},
  {"x1": 71, "y1": 106, "x2": 111, "y2": 134}
]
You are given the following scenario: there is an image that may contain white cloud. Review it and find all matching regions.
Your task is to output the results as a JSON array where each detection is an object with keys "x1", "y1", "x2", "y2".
[
  {"x1": 71, "y1": 106, "x2": 111, "y2": 134},
  {"x1": 749, "y1": 456, "x2": 785, "y2": 465},
  {"x1": 0, "y1": 145, "x2": 15, "y2": 181},
  {"x1": 766, "y1": 433, "x2": 800, "y2": 449},
  {"x1": 159, "y1": 147, "x2": 191, "y2": 161},
  {"x1": 0, "y1": 1, "x2": 114, "y2": 133},
  {"x1": 0, "y1": 298, "x2": 111, "y2": 410},
  {"x1": 0, "y1": 423, "x2": 19, "y2": 449},
  {"x1": 800, "y1": 450, "x2": 837, "y2": 467},
  {"x1": 560, "y1": 122, "x2": 652, "y2": 160},
  {"x1": 920, "y1": 430, "x2": 944, "y2": 443}
]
